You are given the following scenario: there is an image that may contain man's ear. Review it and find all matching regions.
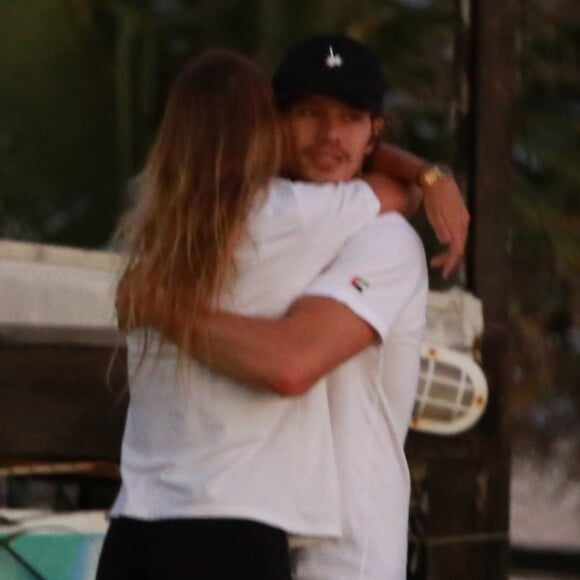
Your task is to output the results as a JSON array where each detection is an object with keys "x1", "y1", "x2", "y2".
[
  {"x1": 278, "y1": 113, "x2": 298, "y2": 179},
  {"x1": 366, "y1": 116, "x2": 385, "y2": 155}
]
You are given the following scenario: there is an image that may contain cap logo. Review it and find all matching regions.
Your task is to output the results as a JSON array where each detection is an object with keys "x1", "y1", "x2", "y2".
[{"x1": 325, "y1": 46, "x2": 343, "y2": 68}]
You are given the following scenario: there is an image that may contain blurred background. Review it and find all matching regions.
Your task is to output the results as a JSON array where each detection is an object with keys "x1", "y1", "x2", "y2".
[{"x1": 0, "y1": 0, "x2": 579, "y2": 578}]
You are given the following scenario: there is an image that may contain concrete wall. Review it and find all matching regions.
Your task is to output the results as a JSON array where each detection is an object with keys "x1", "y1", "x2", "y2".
[
  {"x1": 0, "y1": 240, "x2": 124, "y2": 328},
  {"x1": 0, "y1": 240, "x2": 483, "y2": 348}
]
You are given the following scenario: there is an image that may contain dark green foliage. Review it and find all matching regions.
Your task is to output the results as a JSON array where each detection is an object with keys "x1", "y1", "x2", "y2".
[
  {"x1": 509, "y1": 0, "x2": 580, "y2": 460},
  {"x1": 0, "y1": 0, "x2": 118, "y2": 247}
]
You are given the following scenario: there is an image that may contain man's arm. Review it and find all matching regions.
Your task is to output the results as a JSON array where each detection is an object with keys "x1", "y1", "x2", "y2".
[
  {"x1": 177, "y1": 297, "x2": 376, "y2": 396},
  {"x1": 370, "y1": 143, "x2": 470, "y2": 278},
  {"x1": 118, "y1": 215, "x2": 425, "y2": 398},
  {"x1": 115, "y1": 275, "x2": 376, "y2": 397}
]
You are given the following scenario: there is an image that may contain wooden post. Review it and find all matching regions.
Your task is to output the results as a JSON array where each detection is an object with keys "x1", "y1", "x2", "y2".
[
  {"x1": 407, "y1": 1, "x2": 517, "y2": 578},
  {"x1": 463, "y1": 0, "x2": 517, "y2": 575}
]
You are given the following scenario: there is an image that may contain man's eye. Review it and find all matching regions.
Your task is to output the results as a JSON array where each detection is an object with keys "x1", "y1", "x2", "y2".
[
  {"x1": 344, "y1": 111, "x2": 365, "y2": 122},
  {"x1": 297, "y1": 106, "x2": 318, "y2": 118}
]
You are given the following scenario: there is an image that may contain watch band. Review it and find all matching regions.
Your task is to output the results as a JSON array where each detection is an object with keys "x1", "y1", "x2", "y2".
[{"x1": 417, "y1": 164, "x2": 449, "y2": 188}]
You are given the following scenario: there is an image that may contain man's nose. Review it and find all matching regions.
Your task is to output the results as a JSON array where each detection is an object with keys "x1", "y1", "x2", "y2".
[{"x1": 317, "y1": 114, "x2": 341, "y2": 142}]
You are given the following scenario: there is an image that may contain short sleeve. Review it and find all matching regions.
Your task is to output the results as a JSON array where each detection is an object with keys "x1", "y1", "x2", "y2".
[{"x1": 303, "y1": 213, "x2": 428, "y2": 341}]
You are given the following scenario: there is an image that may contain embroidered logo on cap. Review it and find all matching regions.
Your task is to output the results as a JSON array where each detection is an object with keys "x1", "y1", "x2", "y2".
[
  {"x1": 325, "y1": 46, "x2": 343, "y2": 68},
  {"x1": 351, "y1": 276, "x2": 370, "y2": 293}
]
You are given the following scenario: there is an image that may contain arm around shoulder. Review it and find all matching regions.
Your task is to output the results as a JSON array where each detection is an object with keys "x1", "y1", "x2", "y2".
[{"x1": 362, "y1": 173, "x2": 423, "y2": 217}]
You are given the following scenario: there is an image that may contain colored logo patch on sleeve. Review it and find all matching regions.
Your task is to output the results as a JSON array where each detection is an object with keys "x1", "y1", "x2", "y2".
[{"x1": 351, "y1": 276, "x2": 370, "y2": 292}]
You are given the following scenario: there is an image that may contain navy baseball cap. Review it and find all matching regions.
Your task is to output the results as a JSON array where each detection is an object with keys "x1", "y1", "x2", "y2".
[{"x1": 272, "y1": 34, "x2": 386, "y2": 114}]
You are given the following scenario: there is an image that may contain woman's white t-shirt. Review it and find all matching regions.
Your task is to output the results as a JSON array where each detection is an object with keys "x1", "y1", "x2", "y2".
[{"x1": 110, "y1": 177, "x2": 380, "y2": 538}]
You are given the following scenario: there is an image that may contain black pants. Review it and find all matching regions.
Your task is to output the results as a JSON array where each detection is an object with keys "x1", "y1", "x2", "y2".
[{"x1": 96, "y1": 517, "x2": 292, "y2": 580}]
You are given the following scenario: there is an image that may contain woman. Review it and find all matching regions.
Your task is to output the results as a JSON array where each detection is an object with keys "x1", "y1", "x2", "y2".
[{"x1": 97, "y1": 49, "x2": 405, "y2": 580}]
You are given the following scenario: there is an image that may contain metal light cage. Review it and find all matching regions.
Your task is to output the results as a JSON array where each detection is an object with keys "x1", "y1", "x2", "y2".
[{"x1": 410, "y1": 344, "x2": 488, "y2": 435}]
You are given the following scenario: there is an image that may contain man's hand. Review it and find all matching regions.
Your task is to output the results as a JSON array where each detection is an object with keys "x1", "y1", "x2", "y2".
[{"x1": 419, "y1": 169, "x2": 469, "y2": 279}]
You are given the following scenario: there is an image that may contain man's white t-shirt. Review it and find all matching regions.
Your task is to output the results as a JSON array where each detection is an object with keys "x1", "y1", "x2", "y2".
[
  {"x1": 294, "y1": 213, "x2": 428, "y2": 579},
  {"x1": 111, "y1": 177, "x2": 380, "y2": 538}
]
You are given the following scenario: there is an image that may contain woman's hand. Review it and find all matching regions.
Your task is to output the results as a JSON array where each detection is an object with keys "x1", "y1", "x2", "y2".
[
  {"x1": 419, "y1": 168, "x2": 470, "y2": 279},
  {"x1": 368, "y1": 144, "x2": 470, "y2": 279}
]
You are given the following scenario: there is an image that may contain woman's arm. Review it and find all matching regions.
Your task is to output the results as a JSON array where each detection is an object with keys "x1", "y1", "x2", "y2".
[
  {"x1": 370, "y1": 143, "x2": 470, "y2": 278},
  {"x1": 362, "y1": 173, "x2": 423, "y2": 218}
]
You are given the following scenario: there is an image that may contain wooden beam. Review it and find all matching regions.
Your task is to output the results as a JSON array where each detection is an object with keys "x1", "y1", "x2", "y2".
[
  {"x1": 0, "y1": 337, "x2": 127, "y2": 462},
  {"x1": 0, "y1": 324, "x2": 122, "y2": 347}
]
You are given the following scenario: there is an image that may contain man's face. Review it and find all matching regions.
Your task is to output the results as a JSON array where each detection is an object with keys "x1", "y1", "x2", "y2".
[{"x1": 283, "y1": 94, "x2": 384, "y2": 183}]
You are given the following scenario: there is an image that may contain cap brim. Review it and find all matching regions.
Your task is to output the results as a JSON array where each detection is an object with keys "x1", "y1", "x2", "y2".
[{"x1": 277, "y1": 88, "x2": 382, "y2": 114}]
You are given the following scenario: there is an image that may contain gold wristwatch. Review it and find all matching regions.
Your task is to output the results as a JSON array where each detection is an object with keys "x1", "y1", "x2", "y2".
[{"x1": 416, "y1": 164, "x2": 449, "y2": 188}]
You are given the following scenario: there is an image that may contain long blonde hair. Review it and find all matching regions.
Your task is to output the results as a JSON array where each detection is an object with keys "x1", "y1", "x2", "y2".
[{"x1": 116, "y1": 50, "x2": 280, "y2": 356}]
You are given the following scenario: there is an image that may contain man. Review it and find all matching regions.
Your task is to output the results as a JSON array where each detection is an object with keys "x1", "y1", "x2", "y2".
[
  {"x1": 125, "y1": 35, "x2": 468, "y2": 578},
  {"x1": 272, "y1": 35, "x2": 467, "y2": 279}
]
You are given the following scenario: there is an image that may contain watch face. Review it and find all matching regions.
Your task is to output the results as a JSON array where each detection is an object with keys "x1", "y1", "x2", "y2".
[
  {"x1": 424, "y1": 166, "x2": 443, "y2": 186},
  {"x1": 425, "y1": 165, "x2": 451, "y2": 187}
]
